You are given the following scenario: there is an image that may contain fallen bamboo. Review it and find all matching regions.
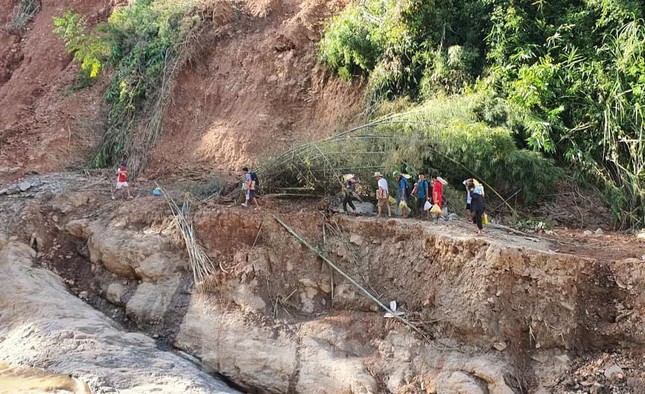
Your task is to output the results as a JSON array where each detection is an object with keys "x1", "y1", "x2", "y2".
[
  {"x1": 157, "y1": 183, "x2": 218, "y2": 283},
  {"x1": 273, "y1": 215, "x2": 432, "y2": 341}
]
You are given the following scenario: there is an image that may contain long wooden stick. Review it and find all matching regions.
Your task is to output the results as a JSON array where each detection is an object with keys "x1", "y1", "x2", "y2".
[{"x1": 273, "y1": 215, "x2": 431, "y2": 341}]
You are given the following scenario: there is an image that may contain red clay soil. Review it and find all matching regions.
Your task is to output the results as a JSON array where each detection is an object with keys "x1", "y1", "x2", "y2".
[
  {"x1": 147, "y1": 0, "x2": 365, "y2": 179},
  {"x1": 1, "y1": 0, "x2": 364, "y2": 185},
  {"x1": 0, "y1": 0, "x2": 112, "y2": 180}
]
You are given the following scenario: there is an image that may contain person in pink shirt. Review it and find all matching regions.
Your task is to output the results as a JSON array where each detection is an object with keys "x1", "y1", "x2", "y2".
[{"x1": 432, "y1": 175, "x2": 443, "y2": 208}]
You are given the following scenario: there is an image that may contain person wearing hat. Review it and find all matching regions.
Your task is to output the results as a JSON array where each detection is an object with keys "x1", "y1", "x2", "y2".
[
  {"x1": 469, "y1": 180, "x2": 486, "y2": 235},
  {"x1": 342, "y1": 174, "x2": 357, "y2": 213},
  {"x1": 374, "y1": 172, "x2": 391, "y2": 217}
]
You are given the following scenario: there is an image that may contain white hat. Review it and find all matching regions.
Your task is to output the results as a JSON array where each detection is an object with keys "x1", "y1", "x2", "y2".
[
  {"x1": 343, "y1": 174, "x2": 355, "y2": 181},
  {"x1": 373, "y1": 172, "x2": 383, "y2": 177}
]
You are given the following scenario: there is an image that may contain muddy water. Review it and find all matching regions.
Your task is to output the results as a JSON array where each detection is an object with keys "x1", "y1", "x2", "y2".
[{"x1": 0, "y1": 362, "x2": 91, "y2": 394}]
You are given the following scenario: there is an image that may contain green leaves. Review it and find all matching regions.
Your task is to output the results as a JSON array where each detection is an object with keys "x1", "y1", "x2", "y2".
[
  {"x1": 54, "y1": 1, "x2": 203, "y2": 172},
  {"x1": 53, "y1": 11, "x2": 109, "y2": 83}
]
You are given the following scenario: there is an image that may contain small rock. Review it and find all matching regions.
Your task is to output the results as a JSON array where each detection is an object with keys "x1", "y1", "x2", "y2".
[
  {"x1": 589, "y1": 382, "x2": 604, "y2": 394},
  {"x1": 349, "y1": 234, "x2": 364, "y2": 246},
  {"x1": 583, "y1": 230, "x2": 593, "y2": 236},
  {"x1": 595, "y1": 228, "x2": 604, "y2": 235},
  {"x1": 555, "y1": 354, "x2": 571, "y2": 364},
  {"x1": 604, "y1": 364, "x2": 623, "y2": 380},
  {"x1": 52, "y1": 215, "x2": 59, "y2": 223},
  {"x1": 6, "y1": 187, "x2": 19, "y2": 195},
  {"x1": 122, "y1": 280, "x2": 128, "y2": 285},
  {"x1": 447, "y1": 213, "x2": 458, "y2": 221},
  {"x1": 18, "y1": 182, "x2": 31, "y2": 192},
  {"x1": 267, "y1": 75, "x2": 278, "y2": 82},
  {"x1": 493, "y1": 341, "x2": 507, "y2": 351},
  {"x1": 0, "y1": 188, "x2": 7, "y2": 195},
  {"x1": 79, "y1": 291, "x2": 88, "y2": 299}
]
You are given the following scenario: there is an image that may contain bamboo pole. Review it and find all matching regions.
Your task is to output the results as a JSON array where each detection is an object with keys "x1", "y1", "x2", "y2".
[{"x1": 273, "y1": 215, "x2": 432, "y2": 341}]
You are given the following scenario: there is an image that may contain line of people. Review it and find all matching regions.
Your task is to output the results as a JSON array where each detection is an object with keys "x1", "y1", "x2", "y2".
[{"x1": 342, "y1": 171, "x2": 487, "y2": 235}]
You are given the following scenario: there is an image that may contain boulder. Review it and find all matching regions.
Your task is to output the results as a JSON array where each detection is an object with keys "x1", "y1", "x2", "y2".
[
  {"x1": 66, "y1": 219, "x2": 91, "y2": 239},
  {"x1": 126, "y1": 277, "x2": 181, "y2": 326},
  {"x1": 106, "y1": 282, "x2": 128, "y2": 304},
  {"x1": 0, "y1": 242, "x2": 236, "y2": 393},
  {"x1": 87, "y1": 224, "x2": 169, "y2": 278},
  {"x1": 176, "y1": 297, "x2": 297, "y2": 393},
  {"x1": 135, "y1": 252, "x2": 186, "y2": 282}
]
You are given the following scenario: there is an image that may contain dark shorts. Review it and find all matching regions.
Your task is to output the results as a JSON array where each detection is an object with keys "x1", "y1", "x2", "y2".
[
  {"x1": 417, "y1": 197, "x2": 426, "y2": 211},
  {"x1": 466, "y1": 203, "x2": 472, "y2": 211},
  {"x1": 248, "y1": 190, "x2": 256, "y2": 200}
]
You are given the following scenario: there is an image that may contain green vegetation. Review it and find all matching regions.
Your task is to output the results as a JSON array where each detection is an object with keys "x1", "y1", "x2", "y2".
[
  {"x1": 260, "y1": 95, "x2": 562, "y2": 207},
  {"x1": 320, "y1": 0, "x2": 645, "y2": 228},
  {"x1": 54, "y1": 0, "x2": 204, "y2": 173}
]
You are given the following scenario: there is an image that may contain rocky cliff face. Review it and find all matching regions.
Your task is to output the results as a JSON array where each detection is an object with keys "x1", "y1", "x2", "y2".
[
  {"x1": 1, "y1": 173, "x2": 644, "y2": 393},
  {"x1": 0, "y1": 241, "x2": 237, "y2": 393}
]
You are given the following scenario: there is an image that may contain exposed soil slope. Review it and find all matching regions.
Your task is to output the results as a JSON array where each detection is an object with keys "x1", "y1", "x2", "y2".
[
  {"x1": 0, "y1": 0, "x2": 110, "y2": 179},
  {"x1": 148, "y1": 0, "x2": 364, "y2": 177},
  {"x1": 1, "y1": 0, "x2": 364, "y2": 182}
]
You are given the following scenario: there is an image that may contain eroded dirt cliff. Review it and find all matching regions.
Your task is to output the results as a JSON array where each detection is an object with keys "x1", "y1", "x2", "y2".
[
  {"x1": 0, "y1": 0, "x2": 363, "y2": 182},
  {"x1": 1, "y1": 173, "x2": 644, "y2": 393}
]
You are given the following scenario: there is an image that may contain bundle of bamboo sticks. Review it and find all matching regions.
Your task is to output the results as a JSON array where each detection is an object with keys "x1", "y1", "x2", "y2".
[{"x1": 159, "y1": 187, "x2": 215, "y2": 285}]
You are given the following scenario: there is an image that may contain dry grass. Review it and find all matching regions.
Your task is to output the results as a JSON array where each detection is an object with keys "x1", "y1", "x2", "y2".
[{"x1": 11, "y1": 0, "x2": 41, "y2": 30}]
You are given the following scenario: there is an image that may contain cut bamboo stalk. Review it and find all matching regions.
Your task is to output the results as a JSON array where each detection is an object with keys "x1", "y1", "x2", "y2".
[{"x1": 273, "y1": 215, "x2": 432, "y2": 341}]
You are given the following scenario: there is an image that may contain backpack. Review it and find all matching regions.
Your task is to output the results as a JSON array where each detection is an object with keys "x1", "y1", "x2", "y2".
[
  {"x1": 250, "y1": 171, "x2": 259, "y2": 187},
  {"x1": 405, "y1": 178, "x2": 414, "y2": 199},
  {"x1": 416, "y1": 180, "x2": 429, "y2": 198}
]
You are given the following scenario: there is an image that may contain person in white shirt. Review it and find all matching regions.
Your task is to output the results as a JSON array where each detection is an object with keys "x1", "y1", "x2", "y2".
[{"x1": 374, "y1": 172, "x2": 391, "y2": 217}]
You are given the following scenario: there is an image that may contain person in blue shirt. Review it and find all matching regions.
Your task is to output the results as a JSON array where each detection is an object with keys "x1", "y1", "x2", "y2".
[
  {"x1": 412, "y1": 172, "x2": 430, "y2": 219},
  {"x1": 393, "y1": 171, "x2": 410, "y2": 218}
]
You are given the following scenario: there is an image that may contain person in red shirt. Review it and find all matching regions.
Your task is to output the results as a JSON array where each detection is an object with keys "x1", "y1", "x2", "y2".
[
  {"x1": 432, "y1": 175, "x2": 443, "y2": 208},
  {"x1": 112, "y1": 162, "x2": 132, "y2": 200}
]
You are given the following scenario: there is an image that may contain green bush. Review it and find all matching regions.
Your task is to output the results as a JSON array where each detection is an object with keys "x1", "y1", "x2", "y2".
[
  {"x1": 260, "y1": 94, "x2": 562, "y2": 206},
  {"x1": 54, "y1": 0, "x2": 203, "y2": 172},
  {"x1": 318, "y1": 5, "x2": 382, "y2": 80}
]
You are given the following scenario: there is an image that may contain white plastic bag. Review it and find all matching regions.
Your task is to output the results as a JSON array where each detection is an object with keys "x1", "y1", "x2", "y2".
[{"x1": 423, "y1": 201, "x2": 431, "y2": 211}]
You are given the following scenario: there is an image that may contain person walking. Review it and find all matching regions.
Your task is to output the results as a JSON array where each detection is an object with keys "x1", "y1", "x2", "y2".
[
  {"x1": 463, "y1": 178, "x2": 473, "y2": 217},
  {"x1": 112, "y1": 162, "x2": 132, "y2": 200},
  {"x1": 411, "y1": 172, "x2": 430, "y2": 219},
  {"x1": 393, "y1": 171, "x2": 410, "y2": 218},
  {"x1": 242, "y1": 167, "x2": 260, "y2": 209},
  {"x1": 374, "y1": 172, "x2": 391, "y2": 217},
  {"x1": 431, "y1": 175, "x2": 444, "y2": 208},
  {"x1": 470, "y1": 180, "x2": 486, "y2": 235},
  {"x1": 342, "y1": 174, "x2": 357, "y2": 213}
]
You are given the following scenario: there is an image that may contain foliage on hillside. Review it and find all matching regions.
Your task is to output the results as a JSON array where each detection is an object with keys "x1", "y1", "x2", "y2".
[
  {"x1": 54, "y1": 0, "x2": 205, "y2": 173},
  {"x1": 260, "y1": 95, "x2": 562, "y2": 207},
  {"x1": 320, "y1": 0, "x2": 644, "y2": 228}
]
